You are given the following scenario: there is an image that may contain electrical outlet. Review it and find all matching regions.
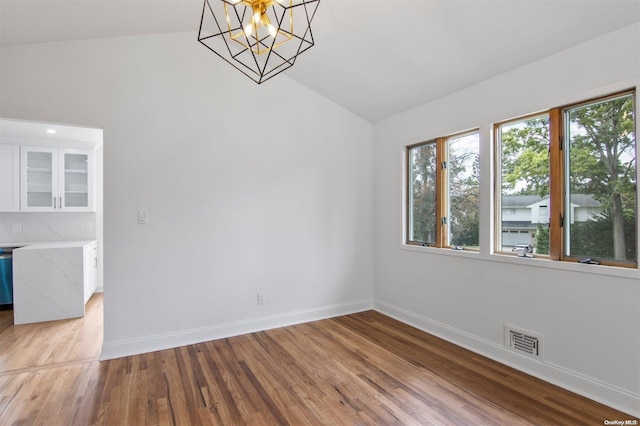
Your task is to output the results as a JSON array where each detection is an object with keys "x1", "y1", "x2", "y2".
[
  {"x1": 12, "y1": 224, "x2": 22, "y2": 232},
  {"x1": 257, "y1": 293, "x2": 265, "y2": 305},
  {"x1": 138, "y1": 210, "x2": 148, "y2": 224}
]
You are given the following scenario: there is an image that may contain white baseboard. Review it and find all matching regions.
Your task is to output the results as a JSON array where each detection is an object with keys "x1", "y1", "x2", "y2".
[
  {"x1": 100, "y1": 298, "x2": 374, "y2": 361},
  {"x1": 374, "y1": 300, "x2": 640, "y2": 418}
]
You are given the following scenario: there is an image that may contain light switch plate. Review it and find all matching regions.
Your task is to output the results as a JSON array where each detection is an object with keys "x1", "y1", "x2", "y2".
[
  {"x1": 138, "y1": 211, "x2": 148, "y2": 224},
  {"x1": 12, "y1": 224, "x2": 23, "y2": 232}
]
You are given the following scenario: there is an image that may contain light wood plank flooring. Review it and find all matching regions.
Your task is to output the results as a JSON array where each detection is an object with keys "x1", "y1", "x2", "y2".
[{"x1": 0, "y1": 294, "x2": 635, "y2": 425}]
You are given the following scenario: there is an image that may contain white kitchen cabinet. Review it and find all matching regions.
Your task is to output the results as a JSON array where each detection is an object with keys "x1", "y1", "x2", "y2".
[
  {"x1": 0, "y1": 144, "x2": 20, "y2": 212},
  {"x1": 21, "y1": 146, "x2": 94, "y2": 212}
]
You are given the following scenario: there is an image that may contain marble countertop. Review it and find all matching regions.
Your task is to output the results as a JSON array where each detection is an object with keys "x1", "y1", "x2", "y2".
[
  {"x1": 10, "y1": 239, "x2": 98, "y2": 325},
  {"x1": 0, "y1": 240, "x2": 96, "y2": 250}
]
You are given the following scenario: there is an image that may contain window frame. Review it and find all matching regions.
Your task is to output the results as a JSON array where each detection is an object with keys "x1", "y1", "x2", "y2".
[
  {"x1": 406, "y1": 129, "x2": 480, "y2": 250},
  {"x1": 406, "y1": 138, "x2": 442, "y2": 247},
  {"x1": 494, "y1": 111, "x2": 551, "y2": 258},
  {"x1": 494, "y1": 89, "x2": 637, "y2": 269}
]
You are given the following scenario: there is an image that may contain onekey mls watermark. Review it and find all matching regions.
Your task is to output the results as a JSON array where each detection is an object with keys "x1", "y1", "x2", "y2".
[{"x1": 603, "y1": 420, "x2": 638, "y2": 425}]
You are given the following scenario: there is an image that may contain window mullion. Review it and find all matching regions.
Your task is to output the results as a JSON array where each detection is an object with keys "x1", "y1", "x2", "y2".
[
  {"x1": 549, "y1": 108, "x2": 564, "y2": 261},
  {"x1": 405, "y1": 146, "x2": 411, "y2": 244},
  {"x1": 436, "y1": 137, "x2": 447, "y2": 247}
]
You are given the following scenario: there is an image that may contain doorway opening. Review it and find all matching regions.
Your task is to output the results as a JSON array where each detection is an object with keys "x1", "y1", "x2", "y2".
[{"x1": 0, "y1": 118, "x2": 104, "y2": 360}]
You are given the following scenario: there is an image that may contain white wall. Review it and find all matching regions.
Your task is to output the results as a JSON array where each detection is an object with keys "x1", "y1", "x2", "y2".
[
  {"x1": 0, "y1": 32, "x2": 374, "y2": 358},
  {"x1": 373, "y1": 23, "x2": 640, "y2": 415}
]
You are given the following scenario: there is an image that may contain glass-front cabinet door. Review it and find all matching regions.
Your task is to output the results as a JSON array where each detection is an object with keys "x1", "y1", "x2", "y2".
[
  {"x1": 20, "y1": 147, "x2": 94, "y2": 212},
  {"x1": 21, "y1": 147, "x2": 58, "y2": 212},
  {"x1": 61, "y1": 151, "x2": 92, "y2": 211}
]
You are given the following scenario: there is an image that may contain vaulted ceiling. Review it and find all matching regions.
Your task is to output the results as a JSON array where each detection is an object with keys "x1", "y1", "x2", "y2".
[{"x1": 1, "y1": 0, "x2": 639, "y2": 122}]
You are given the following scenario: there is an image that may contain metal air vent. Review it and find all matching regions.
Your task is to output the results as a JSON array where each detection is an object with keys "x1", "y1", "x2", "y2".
[{"x1": 504, "y1": 324, "x2": 543, "y2": 360}]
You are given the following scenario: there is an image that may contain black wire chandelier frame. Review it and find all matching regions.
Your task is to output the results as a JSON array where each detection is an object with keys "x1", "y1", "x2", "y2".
[{"x1": 198, "y1": 0, "x2": 320, "y2": 84}]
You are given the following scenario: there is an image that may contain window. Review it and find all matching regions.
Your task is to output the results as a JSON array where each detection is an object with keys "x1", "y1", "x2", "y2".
[
  {"x1": 564, "y1": 93, "x2": 636, "y2": 263},
  {"x1": 407, "y1": 130, "x2": 480, "y2": 250},
  {"x1": 496, "y1": 114, "x2": 550, "y2": 254},
  {"x1": 495, "y1": 90, "x2": 636, "y2": 267},
  {"x1": 408, "y1": 141, "x2": 437, "y2": 245}
]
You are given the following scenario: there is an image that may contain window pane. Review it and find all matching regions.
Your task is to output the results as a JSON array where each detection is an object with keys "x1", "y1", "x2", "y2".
[
  {"x1": 408, "y1": 142, "x2": 437, "y2": 244},
  {"x1": 565, "y1": 93, "x2": 636, "y2": 262},
  {"x1": 447, "y1": 132, "x2": 480, "y2": 248},
  {"x1": 497, "y1": 115, "x2": 550, "y2": 254}
]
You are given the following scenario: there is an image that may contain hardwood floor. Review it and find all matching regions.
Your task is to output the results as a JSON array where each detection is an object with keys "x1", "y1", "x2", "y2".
[{"x1": 0, "y1": 295, "x2": 635, "y2": 425}]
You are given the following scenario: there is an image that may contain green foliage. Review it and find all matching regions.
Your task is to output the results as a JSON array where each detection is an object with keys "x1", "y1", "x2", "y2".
[
  {"x1": 450, "y1": 209, "x2": 479, "y2": 246},
  {"x1": 569, "y1": 97, "x2": 636, "y2": 206},
  {"x1": 501, "y1": 117, "x2": 550, "y2": 196},
  {"x1": 570, "y1": 211, "x2": 636, "y2": 261},
  {"x1": 410, "y1": 143, "x2": 437, "y2": 243},
  {"x1": 449, "y1": 152, "x2": 479, "y2": 247},
  {"x1": 535, "y1": 224, "x2": 549, "y2": 255}
]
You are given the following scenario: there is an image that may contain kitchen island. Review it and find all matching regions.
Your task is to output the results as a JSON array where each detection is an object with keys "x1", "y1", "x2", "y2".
[{"x1": 2, "y1": 240, "x2": 98, "y2": 325}]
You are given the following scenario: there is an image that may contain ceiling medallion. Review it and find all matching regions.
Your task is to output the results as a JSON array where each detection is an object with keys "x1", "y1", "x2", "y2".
[{"x1": 198, "y1": 0, "x2": 320, "y2": 84}]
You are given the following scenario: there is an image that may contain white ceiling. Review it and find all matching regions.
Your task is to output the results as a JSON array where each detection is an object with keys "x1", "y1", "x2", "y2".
[
  {"x1": 1, "y1": 0, "x2": 639, "y2": 122},
  {"x1": 0, "y1": 118, "x2": 103, "y2": 146}
]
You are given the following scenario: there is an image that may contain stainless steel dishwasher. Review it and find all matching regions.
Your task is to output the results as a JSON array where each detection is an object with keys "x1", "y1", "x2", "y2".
[{"x1": 0, "y1": 247, "x2": 16, "y2": 310}]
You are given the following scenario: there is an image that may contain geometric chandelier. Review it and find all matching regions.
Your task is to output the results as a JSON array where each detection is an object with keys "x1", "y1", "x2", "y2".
[{"x1": 198, "y1": 0, "x2": 321, "y2": 84}]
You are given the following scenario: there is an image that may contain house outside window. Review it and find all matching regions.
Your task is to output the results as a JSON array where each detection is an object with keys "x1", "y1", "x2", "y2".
[{"x1": 499, "y1": 195, "x2": 600, "y2": 254}]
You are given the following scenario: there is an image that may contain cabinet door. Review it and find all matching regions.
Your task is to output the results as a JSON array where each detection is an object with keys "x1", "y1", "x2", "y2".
[
  {"x1": 0, "y1": 145, "x2": 20, "y2": 212},
  {"x1": 90, "y1": 243, "x2": 98, "y2": 292},
  {"x1": 83, "y1": 242, "x2": 98, "y2": 303},
  {"x1": 60, "y1": 150, "x2": 94, "y2": 212},
  {"x1": 21, "y1": 147, "x2": 58, "y2": 212}
]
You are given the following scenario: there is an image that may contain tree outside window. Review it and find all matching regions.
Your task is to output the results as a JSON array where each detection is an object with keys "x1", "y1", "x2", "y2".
[
  {"x1": 407, "y1": 131, "x2": 480, "y2": 250},
  {"x1": 408, "y1": 142, "x2": 437, "y2": 245},
  {"x1": 565, "y1": 94, "x2": 636, "y2": 262}
]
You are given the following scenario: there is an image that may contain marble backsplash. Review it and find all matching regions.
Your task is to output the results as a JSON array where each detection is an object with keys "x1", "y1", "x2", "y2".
[{"x1": 0, "y1": 212, "x2": 96, "y2": 243}]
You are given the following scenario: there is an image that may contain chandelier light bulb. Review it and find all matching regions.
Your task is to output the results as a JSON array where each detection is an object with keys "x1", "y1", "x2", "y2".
[
  {"x1": 244, "y1": 23, "x2": 254, "y2": 37},
  {"x1": 242, "y1": 3, "x2": 274, "y2": 38}
]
